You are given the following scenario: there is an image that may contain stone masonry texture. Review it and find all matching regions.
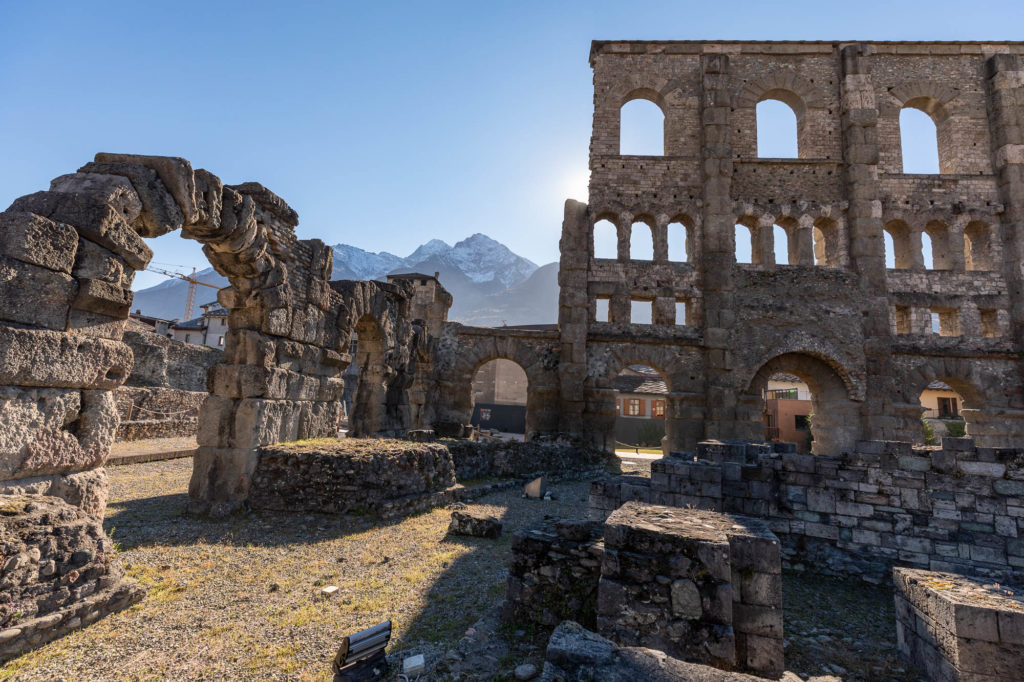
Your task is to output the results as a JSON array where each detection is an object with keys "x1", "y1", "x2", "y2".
[{"x1": 894, "y1": 566, "x2": 1024, "y2": 681}]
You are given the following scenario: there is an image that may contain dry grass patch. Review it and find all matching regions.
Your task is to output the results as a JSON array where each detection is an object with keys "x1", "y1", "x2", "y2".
[{"x1": 1, "y1": 458, "x2": 592, "y2": 681}]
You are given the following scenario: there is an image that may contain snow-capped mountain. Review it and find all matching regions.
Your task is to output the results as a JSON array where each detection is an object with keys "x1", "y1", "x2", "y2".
[
  {"x1": 131, "y1": 234, "x2": 550, "y2": 325},
  {"x1": 331, "y1": 244, "x2": 406, "y2": 281}
]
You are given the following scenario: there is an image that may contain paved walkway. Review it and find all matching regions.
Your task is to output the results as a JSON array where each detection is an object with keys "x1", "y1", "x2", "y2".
[{"x1": 107, "y1": 436, "x2": 197, "y2": 466}]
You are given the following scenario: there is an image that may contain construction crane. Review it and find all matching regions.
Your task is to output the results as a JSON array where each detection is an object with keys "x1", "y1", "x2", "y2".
[{"x1": 145, "y1": 266, "x2": 220, "y2": 321}]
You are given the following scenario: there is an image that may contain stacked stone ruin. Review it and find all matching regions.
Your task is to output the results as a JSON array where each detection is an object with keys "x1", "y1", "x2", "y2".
[{"x1": 0, "y1": 153, "x2": 445, "y2": 657}]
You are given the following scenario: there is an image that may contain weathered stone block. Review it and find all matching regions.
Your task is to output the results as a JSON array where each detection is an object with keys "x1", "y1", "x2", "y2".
[
  {"x1": 0, "y1": 256, "x2": 75, "y2": 330},
  {"x1": 8, "y1": 191, "x2": 151, "y2": 270},
  {"x1": 597, "y1": 503, "x2": 782, "y2": 677},
  {"x1": 448, "y1": 509, "x2": 502, "y2": 538},
  {"x1": 72, "y1": 278, "x2": 133, "y2": 318},
  {"x1": 0, "y1": 212, "x2": 78, "y2": 274},
  {"x1": 0, "y1": 325, "x2": 131, "y2": 389},
  {"x1": 894, "y1": 567, "x2": 1024, "y2": 681}
]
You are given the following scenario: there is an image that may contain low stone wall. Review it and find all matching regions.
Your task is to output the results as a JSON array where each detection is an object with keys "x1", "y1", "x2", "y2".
[
  {"x1": 502, "y1": 519, "x2": 604, "y2": 630},
  {"x1": 591, "y1": 438, "x2": 1024, "y2": 584},
  {"x1": 598, "y1": 502, "x2": 784, "y2": 678},
  {"x1": 443, "y1": 439, "x2": 612, "y2": 481},
  {"x1": 894, "y1": 567, "x2": 1024, "y2": 681},
  {"x1": 0, "y1": 495, "x2": 144, "y2": 661},
  {"x1": 114, "y1": 386, "x2": 205, "y2": 440},
  {"x1": 248, "y1": 439, "x2": 456, "y2": 514}
]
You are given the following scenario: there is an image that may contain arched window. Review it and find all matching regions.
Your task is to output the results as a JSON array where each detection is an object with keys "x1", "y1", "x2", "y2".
[
  {"x1": 813, "y1": 218, "x2": 841, "y2": 267},
  {"x1": 884, "y1": 221, "x2": 915, "y2": 269},
  {"x1": 964, "y1": 221, "x2": 993, "y2": 271},
  {"x1": 924, "y1": 221, "x2": 952, "y2": 270},
  {"x1": 667, "y1": 219, "x2": 690, "y2": 262},
  {"x1": 620, "y1": 99, "x2": 665, "y2": 156},
  {"x1": 773, "y1": 224, "x2": 791, "y2": 265},
  {"x1": 900, "y1": 107, "x2": 941, "y2": 174},
  {"x1": 921, "y1": 231, "x2": 934, "y2": 270},
  {"x1": 630, "y1": 220, "x2": 655, "y2": 261},
  {"x1": 594, "y1": 219, "x2": 618, "y2": 259},
  {"x1": 735, "y1": 224, "x2": 754, "y2": 264},
  {"x1": 756, "y1": 98, "x2": 799, "y2": 158}
]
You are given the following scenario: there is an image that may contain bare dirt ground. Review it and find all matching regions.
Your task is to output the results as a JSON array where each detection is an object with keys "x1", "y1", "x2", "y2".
[{"x1": 1, "y1": 458, "x2": 922, "y2": 681}]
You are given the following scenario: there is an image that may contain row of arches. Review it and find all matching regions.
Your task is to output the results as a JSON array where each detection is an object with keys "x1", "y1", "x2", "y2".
[
  {"x1": 618, "y1": 88, "x2": 953, "y2": 174},
  {"x1": 460, "y1": 348, "x2": 1004, "y2": 455},
  {"x1": 592, "y1": 215, "x2": 998, "y2": 271},
  {"x1": 884, "y1": 219, "x2": 997, "y2": 271},
  {"x1": 593, "y1": 217, "x2": 694, "y2": 262}
]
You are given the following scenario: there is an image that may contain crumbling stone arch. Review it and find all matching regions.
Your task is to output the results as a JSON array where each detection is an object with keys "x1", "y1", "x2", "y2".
[
  {"x1": 434, "y1": 327, "x2": 561, "y2": 439},
  {"x1": 585, "y1": 342, "x2": 705, "y2": 453},
  {"x1": 812, "y1": 216, "x2": 846, "y2": 267},
  {"x1": 883, "y1": 219, "x2": 919, "y2": 269},
  {"x1": 0, "y1": 154, "x2": 349, "y2": 520},
  {"x1": 746, "y1": 352, "x2": 863, "y2": 455},
  {"x1": 964, "y1": 220, "x2": 996, "y2": 271},
  {"x1": 894, "y1": 356, "x2": 1024, "y2": 447},
  {"x1": 667, "y1": 211, "x2": 698, "y2": 263}
]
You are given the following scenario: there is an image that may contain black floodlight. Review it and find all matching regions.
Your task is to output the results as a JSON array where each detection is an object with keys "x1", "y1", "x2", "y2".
[{"x1": 332, "y1": 620, "x2": 392, "y2": 681}]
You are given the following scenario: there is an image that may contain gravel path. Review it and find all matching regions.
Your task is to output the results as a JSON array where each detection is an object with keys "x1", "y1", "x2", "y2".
[{"x1": 1, "y1": 458, "x2": 924, "y2": 681}]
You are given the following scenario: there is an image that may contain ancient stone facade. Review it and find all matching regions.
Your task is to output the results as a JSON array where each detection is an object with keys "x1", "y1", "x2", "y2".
[{"x1": 432, "y1": 41, "x2": 1024, "y2": 455}]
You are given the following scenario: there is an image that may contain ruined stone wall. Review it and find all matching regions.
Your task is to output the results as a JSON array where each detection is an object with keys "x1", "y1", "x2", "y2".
[
  {"x1": 113, "y1": 326, "x2": 221, "y2": 440},
  {"x1": 591, "y1": 438, "x2": 1024, "y2": 584},
  {"x1": 430, "y1": 324, "x2": 563, "y2": 438},
  {"x1": 549, "y1": 41, "x2": 1024, "y2": 453},
  {"x1": 0, "y1": 152, "x2": 388, "y2": 652}
]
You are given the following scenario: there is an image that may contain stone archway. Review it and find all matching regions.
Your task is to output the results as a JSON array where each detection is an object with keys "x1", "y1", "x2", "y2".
[
  {"x1": 746, "y1": 352, "x2": 862, "y2": 455},
  {"x1": 348, "y1": 315, "x2": 391, "y2": 437},
  {"x1": 895, "y1": 356, "x2": 1024, "y2": 448}
]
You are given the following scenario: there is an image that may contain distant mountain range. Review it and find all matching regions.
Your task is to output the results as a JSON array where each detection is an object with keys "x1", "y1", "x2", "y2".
[{"x1": 130, "y1": 233, "x2": 560, "y2": 327}]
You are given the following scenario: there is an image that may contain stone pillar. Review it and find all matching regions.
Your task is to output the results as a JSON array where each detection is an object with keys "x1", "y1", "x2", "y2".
[
  {"x1": 796, "y1": 222, "x2": 815, "y2": 266},
  {"x1": 986, "y1": 54, "x2": 1024, "y2": 347},
  {"x1": 698, "y1": 51, "x2": 735, "y2": 444},
  {"x1": 653, "y1": 295, "x2": 675, "y2": 325},
  {"x1": 556, "y1": 200, "x2": 592, "y2": 436},
  {"x1": 653, "y1": 218, "x2": 669, "y2": 262},
  {"x1": 840, "y1": 43, "x2": 894, "y2": 442},
  {"x1": 610, "y1": 292, "x2": 631, "y2": 324}
]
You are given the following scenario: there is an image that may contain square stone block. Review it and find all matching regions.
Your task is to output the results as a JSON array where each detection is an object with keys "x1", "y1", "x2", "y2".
[{"x1": 598, "y1": 502, "x2": 783, "y2": 678}]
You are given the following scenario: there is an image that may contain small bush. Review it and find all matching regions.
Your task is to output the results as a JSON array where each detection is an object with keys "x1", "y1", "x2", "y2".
[
  {"x1": 921, "y1": 417, "x2": 938, "y2": 446},
  {"x1": 943, "y1": 420, "x2": 966, "y2": 438}
]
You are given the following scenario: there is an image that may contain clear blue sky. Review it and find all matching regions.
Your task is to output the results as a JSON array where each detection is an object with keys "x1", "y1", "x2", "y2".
[{"x1": 1, "y1": 1, "x2": 1018, "y2": 289}]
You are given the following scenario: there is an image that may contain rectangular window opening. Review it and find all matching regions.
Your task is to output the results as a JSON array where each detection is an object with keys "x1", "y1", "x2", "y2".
[
  {"x1": 595, "y1": 297, "x2": 611, "y2": 322},
  {"x1": 624, "y1": 398, "x2": 644, "y2": 416},
  {"x1": 931, "y1": 307, "x2": 960, "y2": 337},
  {"x1": 630, "y1": 298, "x2": 653, "y2": 325},
  {"x1": 675, "y1": 300, "x2": 688, "y2": 326},
  {"x1": 894, "y1": 305, "x2": 912, "y2": 335},
  {"x1": 980, "y1": 309, "x2": 1000, "y2": 338}
]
